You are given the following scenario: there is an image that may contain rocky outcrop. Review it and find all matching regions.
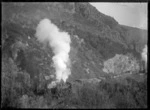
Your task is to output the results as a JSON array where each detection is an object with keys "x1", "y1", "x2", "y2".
[{"x1": 103, "y1": 54, "x2": 140, "y2": 75}]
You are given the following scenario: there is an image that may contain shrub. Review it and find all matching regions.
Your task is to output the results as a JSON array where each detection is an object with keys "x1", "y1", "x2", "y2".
[
  {"x1": 76, "y1": 84, "x2": 108, "y2": 108},
  {"x1": 19, "y1": 95, "x2": 48, "y2": 108},
  {"x1": 2, "y1": 58, "x2": 21, "y2": 108},
  {"x1": 2, "y1": 57, "x2": 33, "y2": 108}
]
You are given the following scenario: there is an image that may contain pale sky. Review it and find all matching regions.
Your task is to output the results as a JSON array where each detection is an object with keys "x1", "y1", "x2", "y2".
[{"x1": 90, "y1": 3, "x2": 147, "y2": 30}]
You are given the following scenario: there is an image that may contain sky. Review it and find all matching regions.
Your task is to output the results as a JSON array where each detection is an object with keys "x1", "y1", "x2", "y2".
[{"x1": 90, "y1": 3, "x2": 147, "y2": 30}]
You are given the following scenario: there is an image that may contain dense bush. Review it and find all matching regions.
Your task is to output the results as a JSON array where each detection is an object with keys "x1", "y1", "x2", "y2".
[
  {"x1": 19, "y1": 95, "x2": 48, "y2": 108},
  {"x1": 1, "y1": 57, "x2": 147, "y2": 108},
  {"x1": 2, "y1": 58, "x2": 24, "y2": 108},
  {"x1": 1, "y1": 57, "x2": 49, "y2": 108},
  {"x1": 77, "y1": 84, "x2": 109, "y2": 108},
  {"x1": 66, "y1": 77, "x2": 147, "y2": 109}
]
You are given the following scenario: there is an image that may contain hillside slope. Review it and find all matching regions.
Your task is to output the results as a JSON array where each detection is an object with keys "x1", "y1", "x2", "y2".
[{"x1": 2, "y1": 2, "x2": 147, "y2": 108}]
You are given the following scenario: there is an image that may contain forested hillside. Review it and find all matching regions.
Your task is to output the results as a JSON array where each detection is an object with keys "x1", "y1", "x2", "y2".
[{"x1": 2, "y1": 2, "x2": 147, "y2": 108}]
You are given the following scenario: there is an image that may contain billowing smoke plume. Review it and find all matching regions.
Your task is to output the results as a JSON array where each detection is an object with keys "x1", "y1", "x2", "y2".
[
  {"x1": 141, "y1": 45, "x2": 147, "y2": 69},
  {"x1": 35, "y1": 18, "x2": 71, "y2": 83}
]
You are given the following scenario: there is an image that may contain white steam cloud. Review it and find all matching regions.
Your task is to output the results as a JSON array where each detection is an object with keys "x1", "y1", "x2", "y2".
[
  {"x1": 141, "y1": 45, "x2": 147, "y2": 69},
  {"x1": 35, "y1": 18, "x2": 71, "y2": 83}
]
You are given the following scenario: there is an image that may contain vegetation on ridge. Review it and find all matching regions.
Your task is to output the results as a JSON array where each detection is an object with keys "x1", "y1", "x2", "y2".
[{"x1": 2, "y1": 2, "x2": 147, "y2": 108}]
